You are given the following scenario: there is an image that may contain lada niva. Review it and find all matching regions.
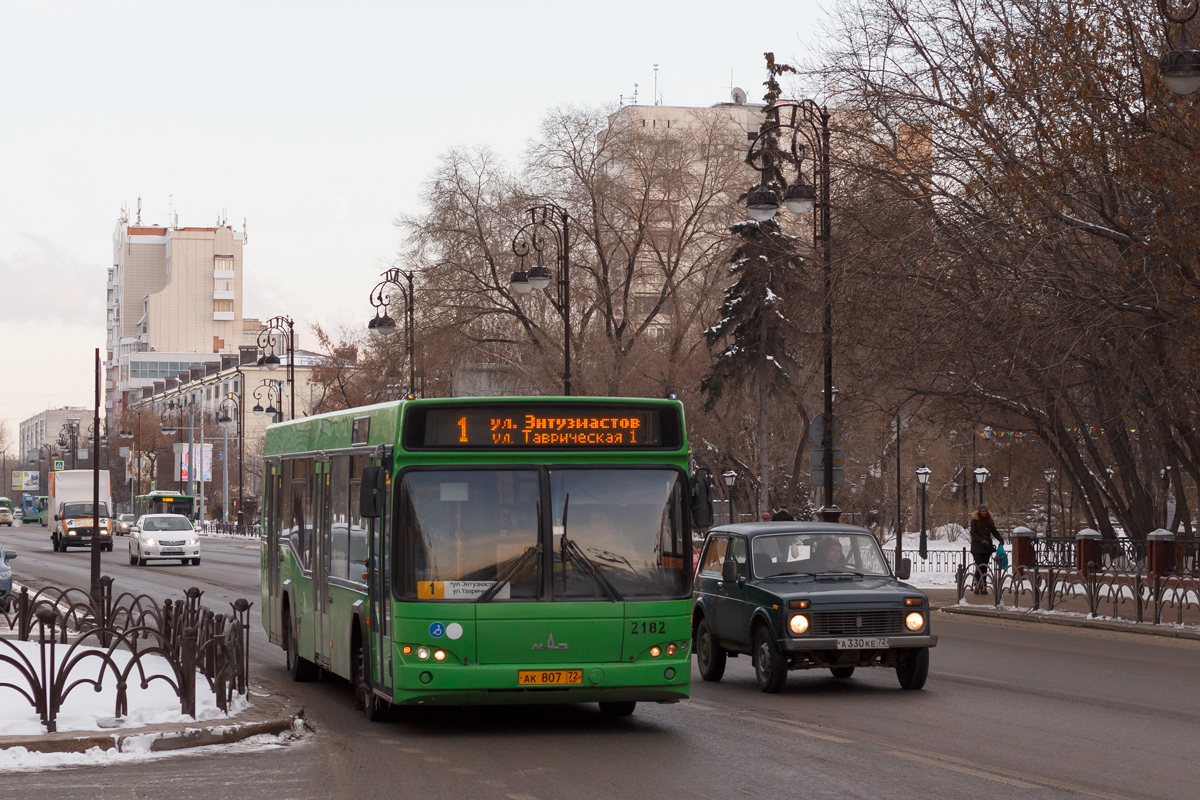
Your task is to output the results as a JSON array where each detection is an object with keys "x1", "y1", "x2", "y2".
[{"x1": 692, "y1": 522, "x2": 936, "y2": 693}]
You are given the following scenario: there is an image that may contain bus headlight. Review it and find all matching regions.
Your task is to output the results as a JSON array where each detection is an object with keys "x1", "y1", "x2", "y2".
[
  {"x1": 789, "y1": 614, "x2": 809, "y2": 635},
  {"x1": 416, "y1": 646, "x2": 430, "y2": 660},
  {"x1": 905, "y1": 612, "x2": 925, "y2": 631},
  {"x1": 433, "y1": 649, "x2": 446, "y2": 662},
  {"x1": 649, "y1": 646, "x2": 661, "y2": 658}
]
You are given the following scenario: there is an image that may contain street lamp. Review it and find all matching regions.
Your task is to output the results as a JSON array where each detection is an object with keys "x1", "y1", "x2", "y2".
[
  {"x1": 367, "y1": 267, "x2": 419, "y2": 396},
  {"x1": 217, "y1": 394, "x2": 242, "y2": 528},
  {"x1": 253, "y1": 380, "x2": 283, "y2": 422},
  {"x1": 973, "y1": 466, "x2": 990, "y2": 505},
  {"x1": 916, "y1": 465, "x2": 931, "y2": 560},
  {"x1": 58, "y1": 419, "x2": 80, "y2": 469},
  {"x1": 746, "y1": 98, "x2": 838, "y2": 521},
  {"x1": 1158, "y1": 0, "x2": 1200, "y2": 95},
  {"x1": 1043, "y1": 468, "x2": 1058, "y2": 536},
  {"x1": 723, "y1": 470, "x2": 737, "y2": 524},
  {"x1": 162, "y1": 398, "x2": 197, "y2": 505},
  {"x1": 257, "y1": 315, "x2": 295, "y2": 420},
  {"x1": 509, "y1": 202, "x2": 574, "y2": 396}
]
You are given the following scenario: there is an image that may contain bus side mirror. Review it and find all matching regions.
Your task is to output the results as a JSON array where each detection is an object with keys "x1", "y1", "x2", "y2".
[
  {"x1": 896, "y1": 558, "x2": 912, "y2": 581},
  {"x1": 359, "y1": 466, "x2": 387, "y2": 518},
  {"x1": 690, "y1": 470, "x2": 714, "y2": 528},
  {"x1": 54, "y1": 515, "x2": 60, "y2": 521}
]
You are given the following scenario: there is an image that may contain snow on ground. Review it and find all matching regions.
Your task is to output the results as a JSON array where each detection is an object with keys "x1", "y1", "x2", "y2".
[
  {"x1": 0, "y1": 724, "x2": 307, "y2": 773},
  {"x1": 0, "y1": 639, "x2": 248, "y2": 737}
]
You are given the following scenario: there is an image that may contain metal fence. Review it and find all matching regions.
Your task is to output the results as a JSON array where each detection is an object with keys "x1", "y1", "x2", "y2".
[
  {"x1": 0, "y1": 577, "x2": 252, "y2": 733},
  {"x1": 199, "y1": 520, "x2": 261, "y2": 536},
  {"x1": 884, "y1": 548, "x2": 969, "y2": 574}
]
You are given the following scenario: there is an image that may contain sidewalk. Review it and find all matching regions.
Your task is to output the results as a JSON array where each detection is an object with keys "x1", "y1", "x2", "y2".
[{"x1": 0, "y1": 683, "x2": 305, "y2": 755}]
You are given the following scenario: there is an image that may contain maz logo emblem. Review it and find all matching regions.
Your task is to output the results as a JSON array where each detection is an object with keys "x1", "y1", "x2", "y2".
[{"x1": 531, "y1": 633, "x2": 569, "y2": 650}]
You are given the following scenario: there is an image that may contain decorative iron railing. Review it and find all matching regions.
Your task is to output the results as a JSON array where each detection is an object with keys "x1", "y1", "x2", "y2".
[{"x1": 0, "y1": 577, "x2": 252, "y2": 733}]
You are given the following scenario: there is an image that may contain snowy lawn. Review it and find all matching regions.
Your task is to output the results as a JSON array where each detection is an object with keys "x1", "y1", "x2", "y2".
[{"x1": 0, "y1": 638, "x2": 248, "y2": 737}]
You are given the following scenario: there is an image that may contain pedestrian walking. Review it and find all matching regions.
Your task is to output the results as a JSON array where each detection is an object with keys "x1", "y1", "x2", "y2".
[
  {"x1": 761, "y1": 512, "x2": 772, "y2": 521},
  {"x1": 969, "y1": 503, "x2": 1004, "y2": 594},
  {"x1": 771, "y1": 505, "x2": 795, "y2": 522}
]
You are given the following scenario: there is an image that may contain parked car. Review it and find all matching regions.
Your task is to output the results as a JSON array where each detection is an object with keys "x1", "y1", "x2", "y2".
[
  {"x1": 114, "y1": 513, "x2": 136, "y2": 535},
  {"x1": 692, "y1": 522, "x2": 937, "y2": 693},
  {"x1": 0, "y1": 547, "x2": 16, "y2": 611},
  {"x1": 129, "y1": 514, "x2": 201, "y2": 566},
  {"x1": 0, "y1": 508, "x2": 13, "y2": 527}
]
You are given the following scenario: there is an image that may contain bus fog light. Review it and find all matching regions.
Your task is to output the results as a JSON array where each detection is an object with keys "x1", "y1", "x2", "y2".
[
  {"x1": 666, "y1": 643, "x2": 677, "y2": 656},
  {"x1": 402, "y1": 645, "x2": 413, "y2": 654},
  {"x1": 789, "y1": 614, "x2": 809, "y2": 635},
  {"x1": 433, "y1": 649, "x2": 446, "y2": 662},
  {"x1": 416, "y1": 646, "x2": 430, "y2": 660},
  {"x1": 649, "y1": 646, "x2": 661, "y2": 658},
  {"x1": 664, "y1": 667, "x2": 676, "y2": 680},
  {"x1": 905, "y1": 612, "x2": 925, "y2": 631},
  {"x1": 419, "y1": 671, "x2": 433, "y2": 684}
]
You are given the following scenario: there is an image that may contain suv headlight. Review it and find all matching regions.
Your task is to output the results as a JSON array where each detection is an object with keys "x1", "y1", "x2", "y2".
[
  {"x1": 905, "y1": 611, "x2": 925, "y2": 631},
  {"x1": 788, "y1": 614, "x2": 810, "y2": 635}
]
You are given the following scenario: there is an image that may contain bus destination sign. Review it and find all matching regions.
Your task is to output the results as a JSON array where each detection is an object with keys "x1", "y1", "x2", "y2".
[{"x1": 407, "y1": 404, "x2": 681, "y2": 450}]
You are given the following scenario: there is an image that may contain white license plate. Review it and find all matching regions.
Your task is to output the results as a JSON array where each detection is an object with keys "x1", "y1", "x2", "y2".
[
  {"x1": 161, "y1": 548, "x2": 185, "y2": 555},
  {"x1": 836, "y1": 637, "x2": 889, "y2": 649}
]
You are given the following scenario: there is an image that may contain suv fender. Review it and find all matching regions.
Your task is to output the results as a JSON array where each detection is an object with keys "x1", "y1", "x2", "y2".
[{"x1": 748, "y1": 608, "x2": 781, "y2": 646}]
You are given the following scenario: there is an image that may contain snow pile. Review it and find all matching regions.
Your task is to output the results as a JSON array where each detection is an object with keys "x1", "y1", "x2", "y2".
[
  {"x1": 0, "y1": 730, "x2": 300, "y2": 773},
  {"x1": 0, "y1": 639, "x2": 248, "y2": 737}
]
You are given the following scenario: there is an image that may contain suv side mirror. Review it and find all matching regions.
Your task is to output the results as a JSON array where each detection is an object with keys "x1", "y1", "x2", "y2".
[
  {"x1": 722, "y1": 558, "x2": 738, "y2": 583},
  {"x1": 4, "y1": 549, "x2": 16, "y2": 560},
  {"x1": 896, "y1": 557, "x2": 912, "y2": 581},
  {"x1": 359, "y1": 465, "x2": 387, "y2": 518},
  {"x1": 690, "y1": 469, "x2": 714, "y2": 529}
]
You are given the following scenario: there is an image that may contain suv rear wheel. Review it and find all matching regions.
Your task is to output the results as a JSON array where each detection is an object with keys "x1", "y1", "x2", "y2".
[{"x1": 695, "y1": 617, "x2": 726, "y2": 682}]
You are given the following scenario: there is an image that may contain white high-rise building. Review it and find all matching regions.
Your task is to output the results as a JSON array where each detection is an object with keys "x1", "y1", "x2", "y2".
[{"x1": 105, "y1": 207, "x2": 249, "y2": 418}]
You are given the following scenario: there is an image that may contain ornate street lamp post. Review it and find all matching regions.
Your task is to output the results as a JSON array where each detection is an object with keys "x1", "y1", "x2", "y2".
[
  {"x1": 1159, "y1": 0, "x2": 1200, "y2": 95},
  {"x1": 973, "y1": 466, "x2": 990, "y2": 506},
  {"x1": 745, "y1": 99, "x2": 838, "y2": 522},
  {"x1": 509, "y1": 203, "x2": 574, "y2": 396},
  {"x1": 217, "y1": 394, "x2": 242, "y2": 528},
  {"x1": 367, "y1": 267, "x2": 418, "y2": 396},
  {"x1": 916, "y1": 465, "x2": 932, "y2": 560},
  {"x1": 252, "y1": 379, "x2": 283, "y2": 423},
  {"x1": 723, "y1": 470, "x2": 737, "y2": 524},
  {"x1": 257, "y1": 315, "x2": 295, "y2": 420},
  {"x1": 1044, "y1": 468, "x2": 1058, "y2": 536}
]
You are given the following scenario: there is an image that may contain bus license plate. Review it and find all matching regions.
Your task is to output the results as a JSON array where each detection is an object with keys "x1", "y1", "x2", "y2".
[
  {"x1": 517, "y1": 669, "x2": 583, "y2": 686},
  {"x1": 836, "y1": 637, "x2": 888, "y2": 649},
  {"x1": 162, "y1": 548, "x2": 185, "y2": 555}
]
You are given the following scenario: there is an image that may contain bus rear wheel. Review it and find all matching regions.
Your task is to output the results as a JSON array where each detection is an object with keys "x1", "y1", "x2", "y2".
[
  {"x1": 599, "y1": 701, "x2": 636, "y2": 718},
  {"x1": 284, "y1": 607, "x2": 318, "y2": 682}
]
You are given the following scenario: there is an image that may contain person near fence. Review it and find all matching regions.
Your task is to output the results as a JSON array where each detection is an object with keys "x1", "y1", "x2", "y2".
[
  {"x1": 969, "y1": 504, "x2": 1005, "y2": 594},
  {"x1": 771, "y1": 505, "x2": 795, "y2": 521}
]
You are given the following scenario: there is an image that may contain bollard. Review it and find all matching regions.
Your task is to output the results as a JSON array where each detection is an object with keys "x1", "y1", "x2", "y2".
[
  {"x1": 181, "y1": 626, "x2": 197, "y2": 718},
  {"x1": 1147, "y1": 529, "x2": 1175, "y2": 576},
  {"x1": 1011, "y1": 526, "x2": 1035, "y2": 569},
  {"x1": 1076, "y1": 529, "x2": 1102, "y2": 574}
]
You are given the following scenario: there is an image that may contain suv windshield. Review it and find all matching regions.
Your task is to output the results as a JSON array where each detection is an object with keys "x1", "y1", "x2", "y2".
[
  {"x1": 550, "y1": 469, "x2": 687, "y2": 600},
  {"x1": 141, "y1": 516, "x2": 192, "y2": 532},
  {"x1": 751, "y1": 533, "x2": 891, "y2": 578},
  {"x1": 62, "y1": 502, "x2": 109, "y2": 518}
]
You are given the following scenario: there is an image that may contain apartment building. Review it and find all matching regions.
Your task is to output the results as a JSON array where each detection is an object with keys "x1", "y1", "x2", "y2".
[
  {"x1": 106, "y1": 206, "x2": 253, "y2": 418},
  {"x1": 18, "y1": 406, "x2": 94, "y2": 468}
]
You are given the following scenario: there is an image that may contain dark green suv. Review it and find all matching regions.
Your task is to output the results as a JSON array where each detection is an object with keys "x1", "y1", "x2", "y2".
[{"x1": 692, "y1": 523, "x2": 936, "y2": 693}]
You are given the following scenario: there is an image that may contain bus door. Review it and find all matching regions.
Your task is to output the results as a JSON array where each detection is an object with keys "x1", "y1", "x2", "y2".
[
  {"x1": 265, "y1": 464, "x2": 283, "y2": 645},
  {"x1": 315, "y1": 459, "x2": 333, "y2": 669},
  {"x1": 365, "y1": 455, "x2": 394, "y2": 696}
]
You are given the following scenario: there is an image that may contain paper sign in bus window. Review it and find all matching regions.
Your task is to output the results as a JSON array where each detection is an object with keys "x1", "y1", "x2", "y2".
[{"x1": 440, "y1": 483, "x2": 469, "y2": 502}]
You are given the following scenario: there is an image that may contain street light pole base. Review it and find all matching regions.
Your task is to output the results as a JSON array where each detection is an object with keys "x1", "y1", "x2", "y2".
[{"x1": 819, "y1": 506, "x2": 842, "y2": 523}]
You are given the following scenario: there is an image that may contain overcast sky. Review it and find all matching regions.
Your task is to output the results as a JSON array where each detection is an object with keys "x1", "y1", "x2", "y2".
[{"x1": 0, "y1": 0, "x2": 825, "y2": 448}]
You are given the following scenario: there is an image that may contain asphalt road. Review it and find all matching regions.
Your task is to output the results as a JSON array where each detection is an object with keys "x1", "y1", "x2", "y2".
[{"x1": 3, "y1": 520, "x2": 1198, "y2": 800}]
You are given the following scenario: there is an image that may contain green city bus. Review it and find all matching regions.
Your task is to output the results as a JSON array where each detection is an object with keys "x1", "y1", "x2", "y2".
[
  {"x1": 136, "y1": 491, "x2": 195, "y2": 518},
  {"x1": 22, "y1": 495, "x2": 49, "y2": 526},
  {"x1": 260, "y1": 396, "x2": 712, "y2": 719}
]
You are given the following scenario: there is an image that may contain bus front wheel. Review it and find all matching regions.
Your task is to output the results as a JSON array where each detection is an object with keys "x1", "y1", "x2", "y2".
[
  {"x1": 355, "y1": 633, "x2": 391, "y2": 722},
  {"x1": 284, "y1": 607, "x2": 318, "y2": 682}
]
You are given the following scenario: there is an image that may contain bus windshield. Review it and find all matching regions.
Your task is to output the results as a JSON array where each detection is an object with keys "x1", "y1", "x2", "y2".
[
  {"x1": 398, "y1": 468, "x2": 688, "y2": 601},
  {"x1": 550, "y1": 469, "x2": 687, "y2": 600}
]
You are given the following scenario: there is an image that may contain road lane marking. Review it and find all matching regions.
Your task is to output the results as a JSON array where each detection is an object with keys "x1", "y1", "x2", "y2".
[{"x1": 885, "y1": 750, "x2": 1039, "y2": 788}]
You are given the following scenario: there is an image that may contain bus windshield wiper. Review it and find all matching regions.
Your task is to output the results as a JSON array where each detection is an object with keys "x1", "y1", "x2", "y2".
[
  {"x1": 559, "y1": 493, "x2": 623, "y2": 603},
  {"x1": 478, "y1": 501, "x2": 542, "y2": 603}
]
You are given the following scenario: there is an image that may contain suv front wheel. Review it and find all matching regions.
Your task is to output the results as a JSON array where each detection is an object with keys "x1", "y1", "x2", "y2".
[
  {"x1": 896, "y1": 647, "x2": 929, "y2": 690},
  {"x1": 753, "y1": 626, "x2": 787, "y2": 693}
]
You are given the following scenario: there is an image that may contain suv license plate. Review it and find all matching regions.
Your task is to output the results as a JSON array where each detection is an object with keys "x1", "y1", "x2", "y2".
[
  {"x1": 836, "y1": 637, "x2": 888, "y2": 649},
  {"x1": 517, "y1": 670, "x2": 583, "y2": 686},
  {"x1": 161, "y1": 548, "x2": 185, "y2": 555}
]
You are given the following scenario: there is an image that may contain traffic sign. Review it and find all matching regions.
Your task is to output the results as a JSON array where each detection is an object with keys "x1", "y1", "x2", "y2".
[
  {"x1": 810, "y1": 468, "x2": 844, "y2": 488},
  {"x1": 810, "y1": 416, "x2": 842, "y2": 447},
  {"x1": 810, "y1": 449, "x2": 844, "y2": 468},
  {"x1": 53, "y1": 459, "x2": 65, "y2": 471}
]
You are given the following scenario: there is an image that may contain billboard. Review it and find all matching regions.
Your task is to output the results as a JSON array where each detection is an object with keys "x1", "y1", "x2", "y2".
[
  {"x1": 10, "y1": 471, "x2": 39, "y2": 492},
  {"x1": 172, "y1": 443, "x2": 214, "y2": 482}
]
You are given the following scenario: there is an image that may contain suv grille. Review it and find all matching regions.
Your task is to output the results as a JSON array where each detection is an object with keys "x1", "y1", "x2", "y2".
[{"x1": 810, "y1": 610, "x2": 903, "y2": 637}]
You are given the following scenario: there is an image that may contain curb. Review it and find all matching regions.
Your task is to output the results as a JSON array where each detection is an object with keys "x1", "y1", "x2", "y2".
[{"x1": 938, "y1": 605, "x2": 1200, "y2": 642}]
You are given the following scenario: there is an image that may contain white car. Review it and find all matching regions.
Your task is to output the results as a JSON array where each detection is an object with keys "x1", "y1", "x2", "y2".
[
  {"x1": 129, "y1": 514, "x2": 201, "y2": 566},
  {"x1": 0, "y1": 508, "x2": 13, "y2": 526}
]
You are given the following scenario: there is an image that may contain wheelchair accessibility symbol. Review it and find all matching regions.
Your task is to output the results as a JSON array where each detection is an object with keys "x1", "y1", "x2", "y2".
[{"x1": 429, "y1": 622, "x2": 445, "y2": 638}]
